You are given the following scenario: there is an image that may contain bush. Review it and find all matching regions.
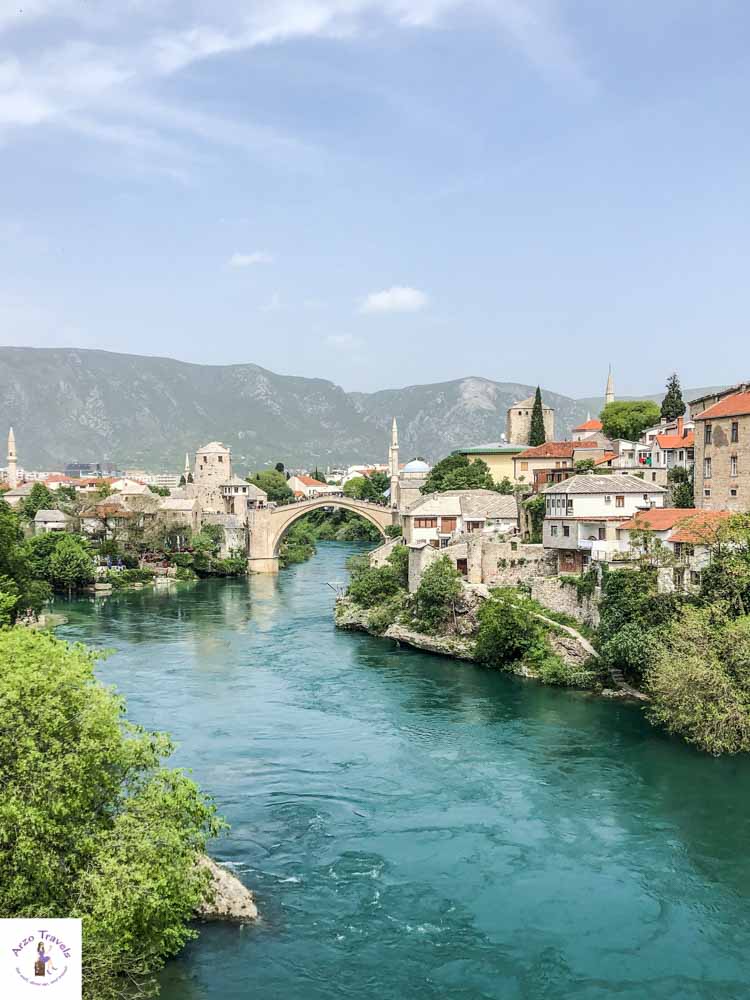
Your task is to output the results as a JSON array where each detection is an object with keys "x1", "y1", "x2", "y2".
[
  {"x1": 0, "y1": 630, "x2": 223, "y2": 999},
  {"x1": 367, "y1": 594, "x2": 406, "y2": 634},
  {"x1": 104, "y1": 567, "x2": 155, "y2": 589},
  {"x1": 385, "y1": 524, "x2": 403, "y2": 538},
  {"x1": 348, "y1": 565, "x2": 402, "y2": 608},
  {"x1": 412, "y1": 556, "x2": 463, "y2": 631},
  {"x1": 475, "y1": 594, "x2": 548, "y2": 668}
]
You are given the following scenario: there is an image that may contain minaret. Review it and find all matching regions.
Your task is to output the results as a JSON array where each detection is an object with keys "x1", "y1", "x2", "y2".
[
  {"x1": 7, "y1": 427, "x2": 17, "y2": 489},
  {"x1": 389, "y1": 417, "x2": 400, "y2": 510},
  {"x1": 605, "y1": 366, "x2": 615, "y2": 406},
  {"x1": 184, "y1": 452, "x2": 190, "y2": 479}
]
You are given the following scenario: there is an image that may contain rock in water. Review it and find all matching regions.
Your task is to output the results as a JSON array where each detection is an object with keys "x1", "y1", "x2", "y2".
[{"x1": 197, "y1": 855, "x2": 258, "y2": 922}]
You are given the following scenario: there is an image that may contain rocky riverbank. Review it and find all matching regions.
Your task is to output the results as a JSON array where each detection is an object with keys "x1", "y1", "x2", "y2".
[{"x1": 197, "y1": 855, "x2": 258, "y2": 922}]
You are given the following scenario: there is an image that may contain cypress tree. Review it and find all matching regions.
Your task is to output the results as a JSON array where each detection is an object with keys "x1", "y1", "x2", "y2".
[
  {"x1": 528, "y1": 386, "x2": 546, "y2": 446},
  {"x1": 661, "y1": 373, "x2": 686, "y2": 420}
]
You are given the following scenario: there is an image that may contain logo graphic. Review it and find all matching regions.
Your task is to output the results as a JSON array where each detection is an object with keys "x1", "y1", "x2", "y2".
[{"x1": 1, "y1": 919, "x2": 82, "y2": 998}]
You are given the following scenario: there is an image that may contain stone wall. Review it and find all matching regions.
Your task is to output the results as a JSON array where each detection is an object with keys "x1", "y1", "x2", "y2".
[
  {"x1": 369, "y1": 537, "x2": 402, "y2": 568},
  {"x1": 530, "y1": 577, "x2": 600, "y2": 627},
  {"x1": 406, "y1": 535, "x2": 556, "y2": 591}
]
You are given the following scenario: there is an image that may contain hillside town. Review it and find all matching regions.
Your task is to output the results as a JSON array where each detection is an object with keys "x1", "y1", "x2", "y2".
[{"x1": 3, "y1": 368, "x2": 745, "y2": 595}]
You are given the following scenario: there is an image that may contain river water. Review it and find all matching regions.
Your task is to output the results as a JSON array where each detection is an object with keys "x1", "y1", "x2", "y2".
[{"x1": 57, "y1": 541, "x2": 750, "y2": 1000}]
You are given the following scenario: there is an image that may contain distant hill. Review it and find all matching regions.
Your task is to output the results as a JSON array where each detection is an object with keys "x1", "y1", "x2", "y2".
[{"x1": 0, "y1": 346, "x2": 712, "y2": 473}]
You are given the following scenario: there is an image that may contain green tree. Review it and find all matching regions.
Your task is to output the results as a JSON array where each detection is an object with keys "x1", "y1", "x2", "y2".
[
  {"x1": 413, "y1": 556, "x2": 462, "y2": 630},
  {"x1": 247, "y1": 469, "x2": 294, "y2": 504},
  {"x1": 574, "y1": 458, "x2": 596, "y2": 472},
  {"x1": 475, "y1": 592, "x2": 547, "y2": 667},
  {"x1": 0, "y1": 629, "x2": 222, "y2": 999},
  {"x1": 528, "y1": 386, "x2": 546, "y2": 446},
  {"x1": 343, "y1": 475, "x2": 381, "y2": 502},
  {"x1": 668, "y1": 466, "x2": 694, "y2": 508},
  {"x1": 275, "y1": 462, "x2": 285, "y2": 474},
  {"x1": 421, "y1": 453, "x2": 496, "y2": 494},
  {"x1": 0, "y1": 500, "x2": 51, "y2": 622},
  {"x1": 21, "y1": 481, "x2": 56, "y2": 520},
  {"x1": 661, "y1": 372, "x2": 686, "y2": 421},
  {"x1": 179, "y1": 474, "x2": 186, "y2": 486},
  {"x1": 48, "y1": 534, "x2": 95, "y2": 594},
  {"x1": 524, "y1": 493, "x2": 546, "y2": 543},
  {"x1": 369, "y1": 470, "x2": 390, "y2": 495},
  {"x1": 148, "y1": 484, "x2": 170, "y2": 497},
  {"x1": 600, "y1": 400, "x2": 661, "y2": 442}
]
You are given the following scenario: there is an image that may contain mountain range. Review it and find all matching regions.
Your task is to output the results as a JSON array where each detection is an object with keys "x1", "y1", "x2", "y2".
[{"x1": 0, "y1": 347, "x2": 713, "y2": 474}]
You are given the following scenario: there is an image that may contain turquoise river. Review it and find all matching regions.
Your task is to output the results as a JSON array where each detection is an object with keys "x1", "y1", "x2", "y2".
[{"x1": 57, "y1": 541, "x2": 750, "y2": 1000}]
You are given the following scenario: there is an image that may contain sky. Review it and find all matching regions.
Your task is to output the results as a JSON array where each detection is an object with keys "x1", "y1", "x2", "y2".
[{"x1": 1, "y1": 1, "x2": 749, "y2": 397}]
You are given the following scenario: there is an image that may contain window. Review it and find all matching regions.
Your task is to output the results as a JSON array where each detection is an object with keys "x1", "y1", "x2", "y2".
[
  {"x1": 563, "y1": 525, "x2": 570, "y2": 537},
  {"x1": 218, "y1": 455, "x2": 223, "y2": 462},
  {"x1": 604, "y1": 495, "x2": 611, "y2": 504},
  {"x1": 731, "y1": 488, "x2": 738, "y2": 497},
  {"x1": 550, "y1": 525, "x2": 558, "y2": 537},
  {"x1": 520, "y1": 461, "x2": 529, "y2": 472},
  {"x1": 732, "y1": 421, "x2": 739, "y2": 443},
  {"x1": 440, "y1": 537, "x2": 450, "y2": 548},
  {"x1": 598, "y1": 526, "x2": 606, "y2": 540},
  {"x1": 705, "y1": 423, "x2": 712, "y2": 445},
  {"x1": 643, "y1": 494, "x2": 649, "y2": 502},
  {"x1": 652, "y1": 472, "x2": 657, "y2": 482},
  {"x1": 704, "y1": 457, "x2": 712, "y2": 479},
  {"x1": 704, "y1": 488, "x2": 711, "y2": 498},
  {"x1": 440, "y1": 517, "x2": 457, "y2": 533},
  {"x1": 731, "y1": 455, "x2": 738, "y2": 478},
  {"x1": 456, "y1": 559, "x2": 468, "y2": 577},
  {"x1": 415, "y1": 517, "x2": 437, "y2": 528},
  {"x1": 690, "y1": 571, "x2": 701, "y2": 586},
  {"x1": 615, "y1": 496, "x2": 624, "y2": 508}
]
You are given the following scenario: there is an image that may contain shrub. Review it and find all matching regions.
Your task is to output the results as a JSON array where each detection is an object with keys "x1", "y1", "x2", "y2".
[
  {"x1": 412, "y1": 556, "x2": 462, "y2": 631},
  {"x1": 348, "y1": 566, "x2": 402, "y2": 608},
  {"x1": 475, "y1": 594, "x2": 548, "y2": 667},
  {"x1": 367, "y1": 594, "x2": 406, "y2": 634}
]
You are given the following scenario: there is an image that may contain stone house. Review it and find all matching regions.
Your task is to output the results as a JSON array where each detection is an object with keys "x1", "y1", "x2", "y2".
[
  {"x1": 542, "y1": 473, "x2": 667, "y2": 572},
  {"x1": 406, "y1": 533, "x2": 555, "y2": 591},
  {"x1": 2, "y1": 483, "x2": 33, "y2": 509},
  {"x1": 692, "y1": 388, "x2": 750, "y2": 512},
  {"x1": 402, "y1": 490, "x2": 519, "y2": 548},
  {"x1": 34, "y1": 509, "x2": 71, "y2": 534},
  {"x1": 157, "y1": 497, "x2": 201, "y2": 533}
]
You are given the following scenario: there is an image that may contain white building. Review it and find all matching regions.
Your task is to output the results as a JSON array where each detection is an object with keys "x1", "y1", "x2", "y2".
[
  {"x1": 287, "y1": 474, "x2": 341, "y2": 499},
  {"x1": 542, "y1": 474, "x2": 666, "y2": 572}
]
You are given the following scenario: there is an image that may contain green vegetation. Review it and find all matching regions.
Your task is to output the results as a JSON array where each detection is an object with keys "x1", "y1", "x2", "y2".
[
  {"x1": 279, "y1": 521, "x2": 318, "y2": 567},
  {"x1": 385, "y1": 523, "x2": 403, "y2": 538},
  {"x1": 600, "y1": 400, "x2": 661, "y2": 442},
  {"x1": 21, "y1": 481, "x2": 56, "y2": 520},
  {"x1": 574, "y1": 458, "x2": 596, "y2": 472},
  {"x1": 668, "y1": 465, "x2": 694, "y2": 508},
  {"x1": 523, "y1": 493, "x2": 546, "y2": 543},
  {"x1": 0, "y1": 500, "x2": 52, "y2": 624},
  {"x1": 102, "y1": 567, "x2": 156, "y2": 589},
  {"x1": 342, "y1": 473, "x2": 387, "y2": 502},
  {"x1": 148, "y1": 484, "x2": 171, "y2": 496},
  {"x1": 412, "y1": 556, "x2": 463, "y2": 630},
  {"x1": 661, "y1": 372, "x2": 686, "y2": 420},
  {"x1": 48, "y1": 534, "x2": 96, "y2": 595},
  {"x1": 421, "y1": 453, "x2": 497, "y2": 494},
  {"x1": 528, "y1": 386, "x2": 546, "y2": 446},
  {"x1": 0, "y1": 629, "x2": 222, "y2": 1000},
  {"x1": 247, "y1": 469, "x2": 294, "y2": 504}
]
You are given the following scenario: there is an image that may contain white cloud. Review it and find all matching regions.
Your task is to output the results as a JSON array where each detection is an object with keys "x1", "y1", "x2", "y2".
[
  {"x1": 229, "y1": 251, "x2": 274, "y2": 267},
  {"x1": 360, "y1": 285, "x2": 429, "y2": 314}
]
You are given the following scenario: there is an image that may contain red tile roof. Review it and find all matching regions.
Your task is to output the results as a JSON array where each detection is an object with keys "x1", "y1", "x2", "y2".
[
  {"x1": 295, "y1": 474, "x2": 326, "y2": 487},
  {"x1": 667, "y1": 511, "x2": 733, "y2": 544},
  {"x1": 694, "y1": 391, "x2": 750, "y2": 421},
  {"x1": 595, "y1": 451, "x2": 617, "y2": 466},
  {"x1": 655, "y1": 431, "x2": 695, "y2": 450},
  {"x1": 573, "y1": 418, "x2": 603, "y2": 432},
  {"x1": 516, "y1": 440, "x2": 599, "y2": 459},
  {"x1": 617, "y1": 508, "x2": 699, "y2": 533}
]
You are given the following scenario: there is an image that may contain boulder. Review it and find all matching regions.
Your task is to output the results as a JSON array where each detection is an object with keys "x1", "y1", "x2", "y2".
[
  {"x1": 196, "y1": 855, "x2": 258, "y2": 922},
  {"x1": 384, "y1": 623, "x2": 476, "y2": 661}
]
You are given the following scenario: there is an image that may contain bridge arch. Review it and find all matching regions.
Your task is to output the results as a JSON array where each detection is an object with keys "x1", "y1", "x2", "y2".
[{"x1": 247, "y1": 496, "x2": 396, "y2": 572}]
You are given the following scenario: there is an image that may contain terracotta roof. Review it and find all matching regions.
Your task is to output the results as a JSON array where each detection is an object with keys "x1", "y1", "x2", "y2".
[
  {"x1": 694, "y1": 391, "x2": 750, "y2": 420},
  {"x1": 667, "y1": 511, "x2": 733, "y2": 544},
  {"x1": 617, "y1": 508, "x2": 698, "y2": 533},
  {"x1": 595, "y1": 452, "x2": 617, "y2": 466},
  {"x1": 655, "y1": 431, "x2": 695, "y2": 449},
  {"x1": 573, "y1": 418, "x2": 603, "y2": 432},
  {"x1": 516, "y1": 440, "x2": 599, "y2": 459},
  {"x1": 295, "y1": 474, "x2": 326, "y2": 487}
]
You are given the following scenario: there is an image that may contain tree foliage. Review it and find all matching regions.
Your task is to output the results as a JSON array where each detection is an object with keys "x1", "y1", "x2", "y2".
[
  {"x1": 660, "y1": 372, "x2": 686, "y2": 420},
  {"x1": 48, "y1": 534, "x2": 96, "y2": 594},
  {"x1": 0, "y1": 499, "x2": 52, "y2": 623},
  {"x1": 475, "y1": 591, "x2": 547, "y2": 667},
  {"x1": 528, "y1": 386, "x2": 546, "y2": 446},
  {"x1": 413, "y1": 556, "x2": 462, "y2": 630},
  {"x1": 247, "y1": 469, "x2": 294, "y2": 504},
  {"x1": 343, "y1": 475, "x2": 383, "y2": 502},
  {"x1": 600, "y1": 400, "x2": 661, "y2": 442},
  {"x1": 421, "y1": 453, "x2": 496, "y2": 494},
  {"x1": 21, "y1": 482, "x2": 56, "y2": 520},
  {"x1": 0, "y1": 629, "x2": 223, "y2": 999}
]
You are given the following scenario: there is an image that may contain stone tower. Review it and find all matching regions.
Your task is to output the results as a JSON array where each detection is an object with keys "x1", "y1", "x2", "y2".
[
  {"x1": 6, "y1": 427, "x2": 17, "y2": 489},
  {"x1": 389, "y1": 417, "x2": 400, "y2": 509},
  {"x1": 193, "y1": 441, "x2": 232, "y2": 513},
  {"x1": 506, "y1": 395, "x2": 555, "y2": 445},
  {"x1": 605, "y1": 367, "x2": 615, "y2": 406}
]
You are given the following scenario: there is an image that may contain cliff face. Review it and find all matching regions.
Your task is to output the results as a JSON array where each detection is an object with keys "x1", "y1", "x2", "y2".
[{"x1": 0, "y1": 347, "x2": 593, "y2": 470}]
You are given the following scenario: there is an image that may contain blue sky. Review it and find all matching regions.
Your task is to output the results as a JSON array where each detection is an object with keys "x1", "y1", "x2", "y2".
[{"x1": 1, "y1": 1, "x2": 749, "y2": 396}]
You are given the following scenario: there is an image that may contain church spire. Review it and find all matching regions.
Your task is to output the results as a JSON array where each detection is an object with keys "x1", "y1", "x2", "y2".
[
  {"x1": 7, "y1": 426, "x2": 17, "y2": 489},
  {"x1": 605, "y1": 366, "x2": 615, "y2": 406}
]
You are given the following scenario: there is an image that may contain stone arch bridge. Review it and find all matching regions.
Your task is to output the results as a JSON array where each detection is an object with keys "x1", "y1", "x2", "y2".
[{"x1": 247, "y1": 497, "x2": 396, "y2": 573}]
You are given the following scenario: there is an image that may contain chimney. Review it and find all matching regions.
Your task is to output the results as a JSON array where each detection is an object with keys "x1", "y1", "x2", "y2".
[{"x1": 677, "y1": 416, "x2": 684, "y2": 438}]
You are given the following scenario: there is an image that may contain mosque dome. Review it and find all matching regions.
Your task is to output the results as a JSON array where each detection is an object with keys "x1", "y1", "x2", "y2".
[{"x1": 402, "y1": 459, "x2": 431, "y2": 474}]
